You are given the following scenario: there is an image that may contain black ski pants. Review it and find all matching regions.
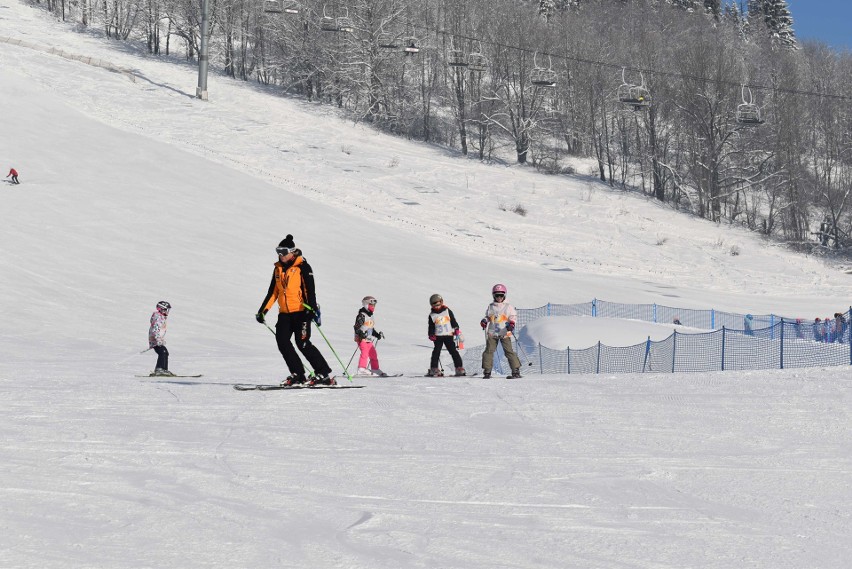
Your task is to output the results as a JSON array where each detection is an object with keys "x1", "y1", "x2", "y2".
[
  {"x1": 275, "y1": 311, "x2": 332, "y2": 377},
  {"x1": 153, "y1": 345, "x2": 169, "y2": 370},
  {"x1": 430, "y1": 336, "x2": 463, "y2": 369}
]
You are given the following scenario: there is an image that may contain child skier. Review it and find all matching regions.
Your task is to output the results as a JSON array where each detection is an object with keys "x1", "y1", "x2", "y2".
[
  {"x1": 6, "y1": 168, "x2": 19, "y2": 184},
  {"x1": 426, "y1": 293, "x2": 465, "y2": 377},
  {"x1": 354, "y1": 295, "x2": 386, "y2": 376},
  {"x1": 480, "y1": 284, "x2": 522, "y2": 379},
  {"x1": 148, "y1": 301, "x2": 174, "y2": 377}
]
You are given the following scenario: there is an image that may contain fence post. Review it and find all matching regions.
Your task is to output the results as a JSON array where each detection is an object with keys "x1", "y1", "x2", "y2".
[
  {"x1": 711, "y1": 308, "x2": 715, "y2": 329},
  {"x1": 653, "y1": 303, "x2": 657, "y2": 323},
  {"x1": 546, "y1": 303, "x2": 551, "y2": 317},
  {"x1": 642, "y1": 336, "x2": 651, "y2": 372},
  {"x1": 671, "y1": 331, "x2": 677, "y2": 373},
  {"x1": 780, "y1": 318, "x2": 784, "y2": 369},
  {"x1": 596, "y1": 341, "x2": 601, "y2": 374},
  {"x1": 538, "y1": 343, "x2": 543, "y2": 374},
  {"x1": 770, "y1": 314, "x2": 776, "y2": 340},
  {"x1": 567, "y1": 346, "x2": 571, "y2": 375},
  {"x1": 592, "y1": 298, "x2": 597, "y2": 317},
  {"x1": 721, "y1": 327, "x2": 726, "y2": 371}
]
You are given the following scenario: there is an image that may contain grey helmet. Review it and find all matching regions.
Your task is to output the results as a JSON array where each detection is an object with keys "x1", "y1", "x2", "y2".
[
  {"x1": 429, "y1": 294, "x2": 443, "y2": 306},
  {"x1": 362, "y1": 295, "x2": 377, "y2": 309}
]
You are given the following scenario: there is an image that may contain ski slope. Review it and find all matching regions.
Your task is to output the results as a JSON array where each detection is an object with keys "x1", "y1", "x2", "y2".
[{"x1": 1, "y1": 2, "x2": 851, "y2": 567}]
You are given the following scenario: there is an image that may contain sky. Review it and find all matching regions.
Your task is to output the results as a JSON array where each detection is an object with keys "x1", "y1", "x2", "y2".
[
  {"x1": 1, "y1": 1, "x2": 852, "y2": 567},
  {"x1": 787, "y1": 0, "x2": 852, "y2": 51}
]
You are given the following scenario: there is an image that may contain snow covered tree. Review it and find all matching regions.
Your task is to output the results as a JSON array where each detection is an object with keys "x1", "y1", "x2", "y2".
[{"x1": 747, "y1": 0, "x2": 797, "y2": 49}]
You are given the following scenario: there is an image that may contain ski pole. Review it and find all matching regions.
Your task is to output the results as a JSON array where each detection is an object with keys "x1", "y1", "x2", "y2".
[
  {"x1": 139, "y1": 347, "x2": 153, "y2": 354},
  {"x1": 345, "y1": 345, "x2": 358, "y2": 374},
  {"x1": 263, "y1": 317, "x2": 314, "y2": 375},
  {"x1": 303, "y1": 304, "x2": 353, "y2": 382},
  {"x1": 514, "y1": 336, "x2": 534, "y2": 367}
]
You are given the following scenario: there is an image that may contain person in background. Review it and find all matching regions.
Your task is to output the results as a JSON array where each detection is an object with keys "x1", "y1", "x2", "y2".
[
  {"x1": 481, "y1": 284, "x2": 522, "y2": 379},
  {"x1": 149, "y1": 301, "x2": 174, "y2": 377},
  {"x1": 354, "y1": 295, "x2": 386, "y2": 376},
  {"x1": 6, "y1": 167, "x2": 19, "y2": 184},
  {"x1": 834, "y1": 312, "x2": 848, "y2": 343},
  {"x1": 426, "y1": 294, "x2": 465, "y2": 377},
  {"x1": 743, "y1": 314, "x2": 754, "y2": 336},
  {"x1": 813, "y1": 318, "x2": 825, "y2": 343}
]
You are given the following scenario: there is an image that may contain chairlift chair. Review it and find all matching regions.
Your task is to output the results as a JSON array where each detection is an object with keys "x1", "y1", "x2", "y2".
[
  {"x1": 448, "y1": 49, "x2": 467, "y2": 67},
  {"x1": 320, "y1": 15, "x2": 339, "y2": 32},
  {"x1": 282, "y1": 1, "x2": 299, "y2": 14},
  {"x1": 736, "y1": 85, "x2": 764, "y2": 126},
  {"x1": 467, "y1": 51, "x2": 487, "y2": 73},
  {"x1": 617, "y1": 69, "x2": 650, "y2": 109},
  {"x1": 336, "y1": 13, "x2": 354, "y2": 33},
  {"x1": 530, "y1": 53, "x2": 556, "y2": 88},
  {"x1": 402, "y1": 37, "x2": 420, "y2": 55},
  {"x1": 264, "y1": 0, "x2": 283, "y2": 13}
]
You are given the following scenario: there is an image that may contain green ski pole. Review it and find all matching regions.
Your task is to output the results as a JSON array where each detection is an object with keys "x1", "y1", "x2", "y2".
[{"x1": 304, "y1": 304, "x2": 353, "y2": 382}]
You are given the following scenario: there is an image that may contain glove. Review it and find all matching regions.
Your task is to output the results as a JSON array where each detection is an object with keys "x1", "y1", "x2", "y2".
[
  {"x1": 454, "y1": 328, "x2": 461, "y2": 336},
  {"x1": 311, "y1": 305, "x2": 321, "y2": 326},
  {"x1": 429, "y1": 335, "x2": 436, "y2": 342},
  {"x1": 255, "y1": 312, "x2": 265, "y2": 324},
  {"x1": 377, "y1": 331, "x2": 385, "y2": 340},
  {"x1": 506, "y1": 321, "x2": 515, "y2": 332},
  {"x1": 480, "y1": 318, "x2": 487, "y2": 329}
]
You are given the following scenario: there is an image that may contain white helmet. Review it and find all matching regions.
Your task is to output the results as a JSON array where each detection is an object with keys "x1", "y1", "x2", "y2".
[{"x1": 362, "y1": 296, "x2": 377, "y2": 309}]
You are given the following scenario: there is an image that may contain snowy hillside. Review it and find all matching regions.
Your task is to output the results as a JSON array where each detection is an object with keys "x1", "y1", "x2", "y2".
[{"x1": 1, "y1": 2, "x2": 851, "y2": 568}]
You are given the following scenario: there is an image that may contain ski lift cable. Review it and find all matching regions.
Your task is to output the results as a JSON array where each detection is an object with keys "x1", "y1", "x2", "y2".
[{"x1": 396, "y1": 23, "x2": 852, "y2": 103}]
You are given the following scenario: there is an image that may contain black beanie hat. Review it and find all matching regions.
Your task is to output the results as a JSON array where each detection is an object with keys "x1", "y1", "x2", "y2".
[{"x1": 278, "y1": 234, "x2": 295, "y2": 248}]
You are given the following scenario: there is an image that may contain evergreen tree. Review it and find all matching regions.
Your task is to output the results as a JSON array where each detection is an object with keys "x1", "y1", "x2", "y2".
[
  {"x1": 704, "y1": 0, "x2": 721, "y2": 19},
  {"x1": 747, "y1": 0, "x2": 797, "y2": 49}
]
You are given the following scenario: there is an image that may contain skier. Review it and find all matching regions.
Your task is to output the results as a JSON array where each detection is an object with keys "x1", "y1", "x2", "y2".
[
  {"x1": 149, "y1": 301, "x2": 174, "y2": 377},
  {"x1": 480, "y1": 284, "x2": 522, "y2": 379},
  {"x1": 6, "y1": 168, "x2": 19, "y2": 184},
  {"x1": 426, "y1": 293, "x2": 465, "y2": 377},
  {"x1": 353, "y1": 295, "x2": 386, "y2": 376},
  {"x1": 256, "y1": 234, "x2": 335, "y2": 386}
]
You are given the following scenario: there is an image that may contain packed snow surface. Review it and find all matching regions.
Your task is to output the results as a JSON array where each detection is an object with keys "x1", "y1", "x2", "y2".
[{"x1": 1, "y1": 2, "x2": 851, "y2": 567}]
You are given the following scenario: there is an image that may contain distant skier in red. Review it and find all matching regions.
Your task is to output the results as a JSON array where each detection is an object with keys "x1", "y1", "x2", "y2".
[{"x1": 6, "y1": 168, "x2": 19, "y2": 184}]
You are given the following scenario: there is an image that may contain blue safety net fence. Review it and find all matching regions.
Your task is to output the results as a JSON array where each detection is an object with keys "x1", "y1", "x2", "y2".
[{"x1": 461, "y1": 299, "x2": 851, "y2": 375}]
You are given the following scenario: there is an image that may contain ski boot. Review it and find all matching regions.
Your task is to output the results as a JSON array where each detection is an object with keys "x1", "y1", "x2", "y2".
[
  {"x1": 370, "y1": 368, "x2": 388, "y2": 377},
  {"x1": 356, "y1": 367, "x2": 373, "y2": 376},
  {"x1": 152, "y1": 368, "x2": 175, "y2": 377},
  {"x1": 309, "y1": 374, "x2": 337, "y2": 386},
  {"x1": 454, "y1": 367, "x2": 466, "y2": 377},
  {"x1": 482, "y1": 370, "x2": 492, "y2": 379},
  {"x1": 507, "y1": 369, "x2": 522, "y2": 379},
  {"x1": 281, "y1": 374, "x2": 307, "y2": 387},
  {"x1": 425, "y1": 368, "x2": 443, "y2": 377}
]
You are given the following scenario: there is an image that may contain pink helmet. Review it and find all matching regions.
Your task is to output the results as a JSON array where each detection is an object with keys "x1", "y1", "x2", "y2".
[{"x1": 492, "y1": 284, "x2": 507, "y2": 295}]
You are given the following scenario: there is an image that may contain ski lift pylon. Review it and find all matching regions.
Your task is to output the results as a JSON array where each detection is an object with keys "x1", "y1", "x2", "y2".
[{"x1": 737, "y1": 85, "x2": 764, "y2": 126}]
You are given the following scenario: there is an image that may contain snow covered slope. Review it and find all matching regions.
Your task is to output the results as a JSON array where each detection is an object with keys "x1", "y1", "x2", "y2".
[{"x1": 1, "y1": 2, "x2": 851, "y2": 567}]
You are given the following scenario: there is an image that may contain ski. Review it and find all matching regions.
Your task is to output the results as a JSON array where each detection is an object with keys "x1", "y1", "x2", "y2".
[
  {"x1": 353, "y1": 373, "x2": 404, "y2": 378},
  {"x1": 233, "y1": 383, "x2": 365, "y2": 391},
  {"x1": 137, "y1": 374, "x2": 202, "y2": 378}
]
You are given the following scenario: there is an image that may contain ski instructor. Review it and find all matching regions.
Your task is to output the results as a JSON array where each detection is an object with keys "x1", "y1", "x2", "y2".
[{"x1": 255, "y1": 234, "x2": 335, "y2": 386}]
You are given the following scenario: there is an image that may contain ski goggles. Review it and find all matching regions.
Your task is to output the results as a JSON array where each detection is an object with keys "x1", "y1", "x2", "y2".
[
  {"x1": 492, "y1": 293, "x2": 505, "y2": 299},
  {"x1": 366, "y1": 299, "x2": 377, "y2": 306},
  {"x1": 276, "y1": 246, "x2": 297, "y2": 256}
]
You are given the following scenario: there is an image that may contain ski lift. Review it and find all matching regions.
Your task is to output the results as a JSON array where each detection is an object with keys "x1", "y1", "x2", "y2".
[
  {"x1": 617, "y1": 68, "x2": 650, "y2": 110},
  {"x1": 448, "y1": 49, "x2": 467, "y2": 67},
  {"x1": 467, "y1": 46, "x2": 487, "y2": 73},
  {"x1": 737, "y1": 85, "x2": 764, "y2": 126},
  {"x1": 264, "y1": 0, "x2": 283, "y2": 13},
  {"x1": 402, "y1": 29, "x2": 420, "y2": 55},
  {"x1": 282, "y1": 1, "x2": 299, "y2": 14},
  {"x1": 320, "y1": 6, "x2": 352, "y2": 32},
  {"x1": 530, "y1": 53, "x2": 557, "y2": 88},
  {"x1": 337, "y1": 10, "x2": 354, "y2": 33}
]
